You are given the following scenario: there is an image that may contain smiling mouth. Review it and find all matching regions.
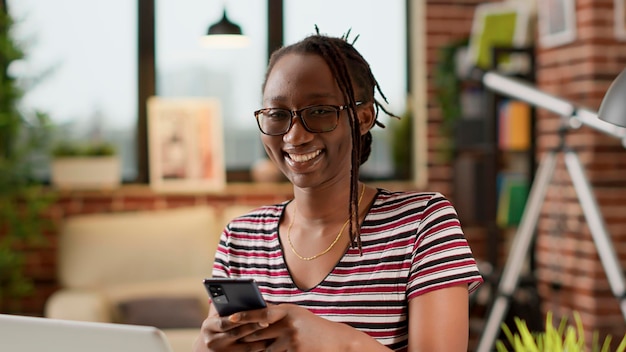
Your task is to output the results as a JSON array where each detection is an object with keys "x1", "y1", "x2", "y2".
[{"x1": 287, "y1": 150, "x2": 322, "y2": 163}]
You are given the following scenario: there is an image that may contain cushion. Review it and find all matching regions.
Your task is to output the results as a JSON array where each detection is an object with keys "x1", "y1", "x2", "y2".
[
  {"x1": 117, "y1": 297, "x2": 205, "y2": 329},
  {"x1": 59, "y1": 206, "x2": 218, "y2": 288}
]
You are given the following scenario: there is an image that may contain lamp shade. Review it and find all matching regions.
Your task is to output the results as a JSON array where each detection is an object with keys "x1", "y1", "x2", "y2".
[
  {"x1": 201, "y1": 9, "x2": 250, "y2": 48},
  {"x1": 207, "y1": 9, "x2": 242, "y2": 35},
  {"x1": 598, "y1": 69, "x2": 626, "y2": 127}
]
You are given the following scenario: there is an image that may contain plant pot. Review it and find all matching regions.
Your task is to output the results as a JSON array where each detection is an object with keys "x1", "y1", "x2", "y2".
[{"x1": 51, "y1": 156, "x2": 121, "y2": 190}]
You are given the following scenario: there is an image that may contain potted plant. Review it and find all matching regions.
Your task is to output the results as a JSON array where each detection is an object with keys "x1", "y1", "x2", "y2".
[
  {"x1": 50, "y1": 140, "x2": 121, "y2": 189},
  {"x1": 433, "y1": 38, "x2": 469, "y2": 162},
  {"x1": 497, "y1": 311, "x2": 626, "y2": 352}
]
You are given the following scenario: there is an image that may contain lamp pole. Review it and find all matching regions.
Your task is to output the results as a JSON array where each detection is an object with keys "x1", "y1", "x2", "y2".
[{"x1": 475, "y1": 69, "x2": 626, "y2": 352}]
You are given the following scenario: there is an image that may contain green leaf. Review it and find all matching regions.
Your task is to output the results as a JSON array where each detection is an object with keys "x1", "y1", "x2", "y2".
[
  {"x1": 0, "y1": 8, "x2": 56, "y2": 311},
  {"x1": 616, "y1": 333, "x2": 626, "y2": 352},
  {"x1": 497, "y1": 310, "x2": 626, "y2": 352}
]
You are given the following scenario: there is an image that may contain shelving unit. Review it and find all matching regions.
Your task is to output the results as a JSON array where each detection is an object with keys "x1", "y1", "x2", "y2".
[
  {"x1": 454, "y1": 46, "x2": 544, "y2": 339},
  {"x1": 486, "y1": 46, "x2": 536, "y2": 271},
  {"x1": 453, "y1": 46, "x2": 536, "y2": 270}
]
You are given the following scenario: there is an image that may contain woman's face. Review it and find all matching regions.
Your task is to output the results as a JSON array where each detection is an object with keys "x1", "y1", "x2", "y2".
[{"x1": 260, "y1": 53, "x2": 355, "y2": 189}]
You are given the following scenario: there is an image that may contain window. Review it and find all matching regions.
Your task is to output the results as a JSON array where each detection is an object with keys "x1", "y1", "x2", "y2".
[
  {"x1": 9, "y1": 0, "x2": 138, "y2": 180},
  {"x1": 156, "y1": 0, "x2": 268, "y2": 171},
  {"x1": 9, "y1": 0, "x2": 409, "y2": 184}
]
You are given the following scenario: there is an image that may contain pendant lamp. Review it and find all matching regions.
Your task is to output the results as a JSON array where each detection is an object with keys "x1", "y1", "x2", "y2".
[{"x1": 201, "y1": 9, "x2": 250, "y2": 48}]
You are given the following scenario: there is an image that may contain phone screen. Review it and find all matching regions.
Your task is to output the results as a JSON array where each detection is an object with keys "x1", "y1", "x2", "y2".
[{"x1": 203, "y1": 278, "x2": 267, "y2": 317}]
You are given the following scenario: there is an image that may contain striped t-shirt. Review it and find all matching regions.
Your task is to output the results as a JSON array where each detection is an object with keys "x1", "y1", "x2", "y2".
[{"x1": 212, "y1": 189, "x2": 483, "y2": 351}]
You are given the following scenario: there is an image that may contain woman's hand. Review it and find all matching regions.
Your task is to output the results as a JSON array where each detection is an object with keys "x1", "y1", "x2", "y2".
[
  {"x1": 193, "y1": 306, "x2": 272, "y2": 352},
  {"x1": 194, "y1": 303, "x2": 390, "y2": 352},
  {"x1": 236, "y1": 304, "x2": 389, "y2": 352}
]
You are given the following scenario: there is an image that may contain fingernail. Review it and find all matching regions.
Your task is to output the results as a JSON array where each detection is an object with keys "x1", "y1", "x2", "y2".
[
  {"x1": 258, "y1": 322, "x2": 269, "y2": 328},
  {"x1": 228, "y1": 313, "x2": 241, "y2": 322}
]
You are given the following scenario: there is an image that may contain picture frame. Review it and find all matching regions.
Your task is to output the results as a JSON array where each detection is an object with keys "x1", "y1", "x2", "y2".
[
  {"x1": 616, "y1": 0, "x2": 626, "y2": 41},
  {"x1": 147, "y1": 97, "x2": 226, "y2": 193},
  {"x1": 538, "y1": 0, "x2": 577, "y2": 48},
  {"x1": 467, "y1": 2, "x2": 532, "y2": 70}
]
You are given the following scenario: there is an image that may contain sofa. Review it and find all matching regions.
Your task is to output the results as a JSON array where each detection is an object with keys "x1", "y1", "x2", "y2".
[{"x1": 44, "y1": 205, "x2": 255, "y2": 352}]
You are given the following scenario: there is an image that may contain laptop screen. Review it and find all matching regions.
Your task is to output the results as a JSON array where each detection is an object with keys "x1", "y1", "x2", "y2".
[{"x1": 0, "y1": 314, "x2": 174, "y2": 352}]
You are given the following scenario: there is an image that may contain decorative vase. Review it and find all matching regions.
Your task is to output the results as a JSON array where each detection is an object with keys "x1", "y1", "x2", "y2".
[{"x1": 51, "y1": 156, "x2": 121, "y2": 190}]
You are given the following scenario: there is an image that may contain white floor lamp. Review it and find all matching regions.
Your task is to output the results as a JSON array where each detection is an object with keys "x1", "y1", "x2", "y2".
[{"x1": 476, "y1": 69, "x2": 626, "y2": 352}]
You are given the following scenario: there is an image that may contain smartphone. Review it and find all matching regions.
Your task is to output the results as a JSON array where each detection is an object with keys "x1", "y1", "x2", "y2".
[{"x1": 203, "y1": 278, "x2": 267, "y2": 317}]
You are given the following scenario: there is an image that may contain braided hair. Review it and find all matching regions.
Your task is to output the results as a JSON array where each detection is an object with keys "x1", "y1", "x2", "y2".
[{"x1": 261, "y1": 28, "x2": 399, "y2": 253}]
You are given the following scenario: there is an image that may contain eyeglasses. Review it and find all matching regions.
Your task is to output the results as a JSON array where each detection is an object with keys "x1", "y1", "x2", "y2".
[{"x1": 254, "y1": 104, "x2": 353, "y2": 136}]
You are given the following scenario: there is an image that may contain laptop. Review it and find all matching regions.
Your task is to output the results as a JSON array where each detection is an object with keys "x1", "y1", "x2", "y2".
[{"x1": 0, "y1": 313, "x2": 174, "y2": 352}]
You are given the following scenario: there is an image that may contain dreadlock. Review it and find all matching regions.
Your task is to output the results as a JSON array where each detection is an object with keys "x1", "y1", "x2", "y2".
[{"x1": 261, "y1": 28, "x2": 399, "y2": 253}]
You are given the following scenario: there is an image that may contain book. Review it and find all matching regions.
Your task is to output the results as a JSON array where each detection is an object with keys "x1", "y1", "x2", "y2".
[
  {"x1": 496, "y1": 172, "x2": 529, "y2": 227},
  {"x1": 498, "y1": 100, "x2": 531, "y2": 151}
]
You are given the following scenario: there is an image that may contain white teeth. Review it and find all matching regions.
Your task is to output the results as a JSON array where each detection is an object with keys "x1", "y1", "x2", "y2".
[{"x1": 289, "y1": 150, "x2": 321, "y2": 162}]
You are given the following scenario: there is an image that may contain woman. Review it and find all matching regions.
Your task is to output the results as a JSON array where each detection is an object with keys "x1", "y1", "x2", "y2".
[{"x1": 194, "y1": 32, "x2": 483, "y2": 352}]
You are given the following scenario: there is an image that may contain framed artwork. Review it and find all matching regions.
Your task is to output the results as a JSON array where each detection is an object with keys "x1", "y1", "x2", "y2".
[
  {"x1": 467, "y1": 2, "x2": 532, "y2": 70},
  {"x1": 538, "y1": 0, "x2": 577, "y2": 48},
  {"x1": 616, "y1": 0, "x2": 626, "y2": 41},
  {"x1": 147, "y1": 97, "x2": 225, "y2": 193}
]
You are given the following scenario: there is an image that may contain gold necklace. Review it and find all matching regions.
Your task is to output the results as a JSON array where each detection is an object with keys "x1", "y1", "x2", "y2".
[{"x1": 287, "y1": 185, "x2": 366, "y2": 261}]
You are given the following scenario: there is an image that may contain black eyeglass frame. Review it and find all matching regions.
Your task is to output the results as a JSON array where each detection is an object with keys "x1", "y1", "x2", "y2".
[{"x1": 253, "y1": 102, "x2": 362, "y2": 136}]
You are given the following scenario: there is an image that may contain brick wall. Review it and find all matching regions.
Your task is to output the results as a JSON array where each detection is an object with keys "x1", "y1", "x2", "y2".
[
  {"x1": 426, "y1": 0, "x2": 626, "y2": 348},
  {"x1": 534, "y1": 0, "x2": 626, "y2": 344}
]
